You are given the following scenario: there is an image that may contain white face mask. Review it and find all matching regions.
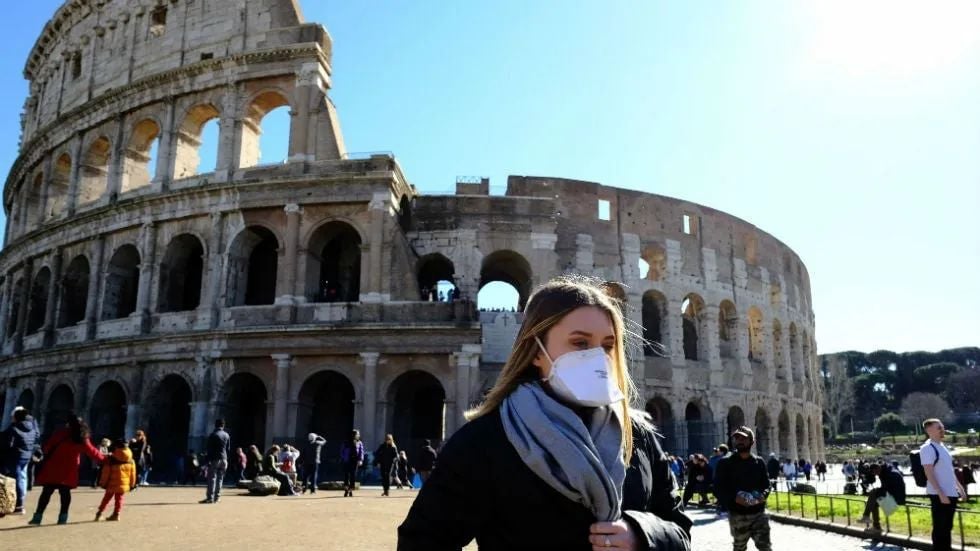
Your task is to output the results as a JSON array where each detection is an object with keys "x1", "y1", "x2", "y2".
[{"x1": 535, "y1": 336, "x2": 625, "y2": 407}]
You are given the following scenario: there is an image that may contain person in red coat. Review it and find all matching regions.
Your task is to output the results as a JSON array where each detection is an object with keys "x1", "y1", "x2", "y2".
[{"x1": 28, "y1": 415, "x2": 105, "y2": 525}]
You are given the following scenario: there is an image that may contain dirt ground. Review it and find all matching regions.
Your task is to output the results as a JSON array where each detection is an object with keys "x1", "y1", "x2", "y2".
[{"x1": 1, "y1": 485, "x2": 474, "y2": 550}]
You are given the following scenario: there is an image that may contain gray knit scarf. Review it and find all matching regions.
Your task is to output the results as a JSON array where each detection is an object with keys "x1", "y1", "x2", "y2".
[{"x1": 500, "y1": 381, "x2": 626, "y2": 521}]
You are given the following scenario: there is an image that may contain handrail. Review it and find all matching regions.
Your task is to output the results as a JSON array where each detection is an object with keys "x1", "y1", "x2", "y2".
[{"x1": 770, "y1": 489, "x2": 979, "y2": 550}]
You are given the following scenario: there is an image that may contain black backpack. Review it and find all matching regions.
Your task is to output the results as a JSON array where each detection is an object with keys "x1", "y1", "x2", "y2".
[{"x1": 909, "y1": 442, "x2": 939, "y2": 487}]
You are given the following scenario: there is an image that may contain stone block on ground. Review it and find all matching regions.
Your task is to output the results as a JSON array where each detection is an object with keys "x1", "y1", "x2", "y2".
[{"x1": 248, "y1": 476, "x2": 281, "y2": 496}]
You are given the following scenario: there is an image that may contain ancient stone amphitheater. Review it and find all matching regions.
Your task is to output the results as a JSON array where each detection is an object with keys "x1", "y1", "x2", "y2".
[{"x1": 0, "y1": 0, "x2": 822, "y2": 478}]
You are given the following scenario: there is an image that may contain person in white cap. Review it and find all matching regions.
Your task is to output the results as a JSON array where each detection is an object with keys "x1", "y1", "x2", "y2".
[{"x1": 302, "y1": 432, "x2": 326, "y2": 494}]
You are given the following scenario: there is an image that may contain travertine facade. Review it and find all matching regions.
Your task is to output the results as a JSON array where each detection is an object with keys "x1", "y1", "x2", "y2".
[{"x1": 0, "y1": 0, "x2": 821, "y2": 477}]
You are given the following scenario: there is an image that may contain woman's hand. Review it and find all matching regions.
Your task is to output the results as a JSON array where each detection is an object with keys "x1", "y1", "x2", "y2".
[{"x1": 589, "y1": 520, "x2": 638, "y2": 550}]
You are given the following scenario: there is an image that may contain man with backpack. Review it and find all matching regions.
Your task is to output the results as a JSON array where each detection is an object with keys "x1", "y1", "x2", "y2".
[{"x1": 915, "y1": 418, "x2": 966, "y2": 551}]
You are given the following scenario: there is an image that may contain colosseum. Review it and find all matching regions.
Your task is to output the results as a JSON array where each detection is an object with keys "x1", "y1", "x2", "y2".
[{"x1": 0, "y1": 0, "x2": 822, "y2": 479}]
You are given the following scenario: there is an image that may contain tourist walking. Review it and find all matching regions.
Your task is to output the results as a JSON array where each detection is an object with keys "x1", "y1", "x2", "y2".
[
  {"x1": 815, "y1": 460, "x2": 827, "y2": 482},
  {"x1": 395, "y1": 450, "x2": 413, "y2": 489},
  {"x1": 398, "y1": 277, "x2": 692, "y2": 550},
  {"x1": 766, "y1": 453, "x2": 780, "y2": 491},
  {"x1": 1, "y1": 406, "x2": 39, "y2": 515},
  {"x1": 921, "y1": 418, "x2": 966, "y2": 551},
  {"x1": 415, "y1": 439, "x2": 437, "y2": 485},
  {"x1": 303, "y1": 433, "x2": 326, "y2": 494},
  {"x1": 781, "y1": 458, "x2": 797, "y2": 491},
  {"x1": 129, "y1": 430, "x2": 150, "y2": 487},
  {"x1": 234, "y1": 447, "x2": 247, "y2": 482},
  {"x1": 859, "y1": 462, "x2": 905, "y2": 534},
  {"x1": 683, "y1": 454, "x2": 711, "y2": 508},
  {"x1": 200, "y1": 419, "x2": 230, "y2": 504},
  {"x1": 29, "y1": 415, "x2": 106, "y2": 525},
  {"x1": 374, "y1": 434, "x2": 399, "y2": 496},
  {"x1": 340, "y1": 430, "x2": 364, "y2": 497},
  {"x1": 95, "y1": 439, "x2": 136, "y2": 521},
  {"x1": 714, "y1": 426, "x2": 772, "y2": 551}
]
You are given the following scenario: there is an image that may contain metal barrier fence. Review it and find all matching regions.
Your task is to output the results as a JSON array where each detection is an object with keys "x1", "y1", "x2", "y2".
[{"x1": 769, "y1": 490, "x2": 979, "y2": 550}]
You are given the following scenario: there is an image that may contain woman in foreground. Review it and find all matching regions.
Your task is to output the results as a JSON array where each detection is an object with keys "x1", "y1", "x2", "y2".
[{"x1": 398, "y1": 277, "x2": 691, "y2": 550}]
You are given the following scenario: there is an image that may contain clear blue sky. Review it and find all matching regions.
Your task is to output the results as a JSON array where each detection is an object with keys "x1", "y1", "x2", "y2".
[{"x1": 1, "y1": 1, "x2": 977, "y2": 354}]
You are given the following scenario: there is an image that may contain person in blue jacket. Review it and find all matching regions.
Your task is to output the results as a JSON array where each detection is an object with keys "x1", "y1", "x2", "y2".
[{"x1": 2, "y1": 406, "x2": 40, "y2": 515}]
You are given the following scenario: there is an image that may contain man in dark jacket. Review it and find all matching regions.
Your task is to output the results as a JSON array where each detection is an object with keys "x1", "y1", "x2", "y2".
[
  {"x1": 200, "y1": 419, "x2": 230, "y2": 504},
  {"x1": 2, "y1": 407, "x2": 40, "y2": 514},
  {"x1": 765, "y1": 453, "x2": 780, "y2": 491},
  {"x1": 303, "y1": 432, "x2": 326, "y2": 494},
  {"x1": 715, "y1": 426, "x2": 772, "y2": 551},
  {"x1": 416, "y1": 439, "x2": 437, "y2": 484},
  {"x1": 859, "y1": 462, "x2": 906, "y2": 533}
]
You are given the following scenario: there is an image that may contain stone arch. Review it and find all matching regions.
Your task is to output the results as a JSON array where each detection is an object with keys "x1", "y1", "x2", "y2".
[
  {"x1": 639, "y1": 243, "x2": 666, "y2": 281},
  {"x1": 226, "y1": 226, "x2": 280, "y2": 306},
  {"x1": 101, "y1": 245, "x2": 141, "y2": 320},
  {"x1": 26, "y1": 173, "x2": 44, "y2": 230},
  {"x1": 77, "y1": 136, "x2": 111, "y2": 206},
  {"x1": 747, "y1": 306, "x2": 764, "y2": 362},
  {"x1": 726, "y1": 406, "x2": 746, "y2": 442},
  {"x1": 306, "y1": 221, "x2": 362, "y2": 302},
  {"x1": 58, "y1": 255, "x2": 90, "y2": 327},
  {"x1": 240, "y1": 90, "x2": 292, "y2": 168},
  {"x1": 121, "y1": 118, "x2": 161, "y2": 193},
  {"x1": 387, "y1": 370, "x2": 447, "y2": 452},
  {"x1": 684, "y1": 400, "x2": 715, "y2": 456},
  {"x1": 778, "y1": 408, "x2": 790, "y2": 457},
  {"x1": 795, "y1": 413, "x2": 806, "y2": 459},
  {"x1": 754, "y1": 407, "x2": 772, "y2": 457},
  {"x1": 158, "y1": 234, "x2": 205, "y2": 313},
  {"x1": 295, "y1": 370, "x2": 355, "y2": 466},
  {"x1": 681, "y1": 293, "x2": 707, "y2": 361},
  {"x1": 220, "y1": 372, "x2": 268, "y2": 450},
  {"x1": 645, "y1": 396, "x2": 675, "y2": 453},
  {"x1": 416, "y1": 253, "x2": 456, "y2": 300},
  {"x1": 480, "y1": 250, "x2": 532, "y2": 310},
  {"x1": 772, "y1": 319, "x2": 786, "y2": 379},
  {"x1": 718, "y1": 300, "x2": 737, "y2": 359},
  {"x1": 26, "y1": 266, "x2": 52, "y2": 334},
  {"x1": 144, "y1": 374, "x2": 193, "y2": 480},
  {"x1": 16, "y1": 388, "x2": 35, "y2": 411},
  {"x1": 6, "y1": 277, "x2": 26, "y2": 337},
  {"x1": 89, "y1": 380, "x2": 128, "y2": 442},
  {"x1": 44, "y1": 384, "x2": 75, "y2": 436},
  {"x1": 641, "y1": 290, "x2": 667, "y2": 355},
  {"x1": 46, "y1": 153, "x2": 71, "y2": 220},
  {"x1": 789, "y1": 322, "x2": 802, "y2": 380},
  {"x1": 174, "y1": 103, "x2": 221, "y2": 179}
]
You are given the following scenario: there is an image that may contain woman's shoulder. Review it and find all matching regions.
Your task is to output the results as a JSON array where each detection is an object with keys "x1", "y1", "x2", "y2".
[{"x1": 442, "y1": 409, "x2": 506, "y2": 455}]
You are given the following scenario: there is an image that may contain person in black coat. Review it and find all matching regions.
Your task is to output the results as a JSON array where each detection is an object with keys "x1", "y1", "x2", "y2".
[
  {"x1": 398, "y1": 277, "x2": 691, "y2": 550},
  {"x1": 860, "y1": 462, "x2": 906, "y2": 532},
  {"x1": 416, "y1": 439, "x2": 437, "y2": 484},
  {"x1": 374, "y1": 434, "x2": 399, "y2": 496}
]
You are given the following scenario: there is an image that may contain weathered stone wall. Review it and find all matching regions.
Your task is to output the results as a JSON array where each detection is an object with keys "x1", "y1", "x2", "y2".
[{"x1": 0, "y1": 0, "x2": 822, "y2": 464}]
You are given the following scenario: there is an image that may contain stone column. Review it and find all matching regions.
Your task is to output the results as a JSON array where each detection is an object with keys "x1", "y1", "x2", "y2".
[
  {"x1": 106, "y1": 115, "x2": 125, "y2": 201},
  {"x1": 42, "y1": 250, "x2": 63, "y2": 347},
  {"x1": 667, "y1": 298, "x2": 686, "y2": 366},
  {"x1": 13, "y1": 260, "x2": 33, "y2": 354},
  {"x1": 135, "y1": 223, "x2": 157, "y2": 333},
  {"x1": 271, "y1": 354, "x2": 292, "y2": 442},
  {"x1": 189, "y1": 401, "x2": 210, "y2": 453},
  {"x1": 361, "y1": 193, "x2": 387, "y2": 303},
  {"x1": 124, "y1": 404, "x2": 140, "y2": 440},
  {"x1": 1, "y1": 385, "x2": 16, "y2": 428},
  {"x1": 276, "y1": 204, "x2": 302, "y2": 304},
  {"x1": 84, "y1": 236, "x2": 106, "y2": 340},
  {"x1": 289, "y1": 67, "x2": 317, "y2": 162},
  {"x1": 703, "y1": 305, "x2": 722, "y2": 373},
  {"x1": 214, "y1": 84, "x2": 242, "y2": 182},
  {"x1": 204, "y1": 212, "x2": 225, "y2": 328},
  {"x1": 359, "y1": 352, "x2": 379, "y2": 448},
  {"x1": 66, "y1": 134, "x2": 83, "y2": 217},
  {"x1": 154, "y1": 98, "x2": 177, "y2": 191}
]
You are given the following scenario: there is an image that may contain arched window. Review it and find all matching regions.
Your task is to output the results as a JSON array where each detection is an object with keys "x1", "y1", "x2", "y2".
[
  {"x1": 306, "y1": 222, "x2": 361, "y2": 303},
  {"x1": 121, "y1": 119, "x2": 161, "y2": 193},
  {"x1": 26, "y1": 267, "x2": 51, "y2": 334},
  {"x1": 102, "y1": 245, "x2": 141, "y2": 320},
  {"x1": 240, "y1": 91, "x2": 290, "y2": 168},
  {"x1": 58, "y1": 256, "x2": 90, "y2": 327},
  {"x1": 479, "y1": 250, "x2": 532, "y2": 311},
  {"x1": 417, "y1": 254, "x2": 456, "y2": 302},
  {"x1": 158, "y1": 235, "x2": 205, "y2": 312},
  {"x1": 173, "y1": 104, "x2": 220, "y2": 179},
  {"x1": 718, "y1": 300, "x2": 737, "y2": 359},
  {"x1": 46, "y1": 154, "x2": 71, "y2": 220},
  {"x1": 641, "y1": 291, "x2": 666, "y2": 355},
  {"x1": 78, "y1": 137, "x2": 111, "y2": 206},
  {"x1": 226, "y1": 227, "x2": 279, "y2": 306},
  {"x1": 681, "y1": 294, "x2": 706, "y2": 361}
]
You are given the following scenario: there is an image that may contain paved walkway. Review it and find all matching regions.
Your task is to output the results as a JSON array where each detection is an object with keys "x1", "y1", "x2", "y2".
[
  {"x1": 686, "y1": 508, "x2": 909, "y2": 550},
  {"x1": 0, "y1": 486, "x2": 909, "y2": 550}
]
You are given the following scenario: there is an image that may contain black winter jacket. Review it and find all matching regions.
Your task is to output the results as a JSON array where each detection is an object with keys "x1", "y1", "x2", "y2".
[
  {"x1": 398, "y1": 408, "x2": 692, "y2": 551},
  {"x1": 2, "y1": 417, "x2": 40, "y2": 463}
]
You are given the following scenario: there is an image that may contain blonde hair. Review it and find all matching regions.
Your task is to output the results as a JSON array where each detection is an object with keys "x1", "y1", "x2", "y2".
[{"x1": 466, "y1": 276, "x2": 637, "y2": 461}]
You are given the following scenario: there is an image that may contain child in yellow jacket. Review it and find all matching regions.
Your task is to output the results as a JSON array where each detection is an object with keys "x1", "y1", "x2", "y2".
[{"x1": 96, "y1": 439, "x2": 137, "y2": 521}]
